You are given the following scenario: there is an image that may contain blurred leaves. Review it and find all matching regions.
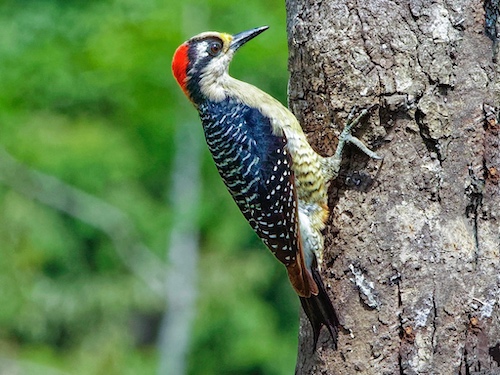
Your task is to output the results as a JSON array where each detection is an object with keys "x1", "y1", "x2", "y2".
[{"x1": 0, "y1": 0, "x2": 293, "y2": 374}]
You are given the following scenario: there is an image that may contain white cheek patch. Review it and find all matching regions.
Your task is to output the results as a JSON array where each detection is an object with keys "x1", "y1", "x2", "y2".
[
  {"x1": 196, "y1": 42, "x2": 209, "y2": 60},
  {"x1": 204, "y1": 55, "x2": 230, "y2": 78},
  {"x1": 198, "y1": 51, "x2": 233, "y2": 102}
]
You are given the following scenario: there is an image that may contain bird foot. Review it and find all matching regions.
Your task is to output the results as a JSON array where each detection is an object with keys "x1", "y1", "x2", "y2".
[
  {"x1": 335, "y1": 105, "x2": 382, "y2": 161},
  {"x1": 323, "y1": 105, "x2": 382, "y2": 181}
]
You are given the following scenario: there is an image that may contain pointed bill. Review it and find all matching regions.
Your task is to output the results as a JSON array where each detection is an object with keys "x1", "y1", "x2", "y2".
[{"x1": 230, "y1": 26, "x2": 269, "y2": 51}]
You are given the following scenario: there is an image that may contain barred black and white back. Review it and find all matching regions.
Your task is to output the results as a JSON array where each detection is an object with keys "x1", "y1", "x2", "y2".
[{"x1": 200, "y1": 98, "x2": 300, "y2": 267}]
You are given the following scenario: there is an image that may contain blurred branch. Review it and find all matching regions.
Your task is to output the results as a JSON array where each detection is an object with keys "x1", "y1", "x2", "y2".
[
  {"x1": 0, "y1": 147, "x2": 166, "y2": 297},
  {"x1": 157, "y1": 119, "x2": 202, "y2": 375},
  {"x1": 0, "y1": 357, "x2": 72, "y2": 375}
]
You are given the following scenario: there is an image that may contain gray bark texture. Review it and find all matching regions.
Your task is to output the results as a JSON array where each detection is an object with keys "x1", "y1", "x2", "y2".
[{"x1": 286, "y1": 0, "x2": 500, "y2": 374}]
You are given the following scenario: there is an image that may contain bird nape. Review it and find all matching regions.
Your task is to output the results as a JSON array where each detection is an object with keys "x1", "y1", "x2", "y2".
[{"x1": 171, "y1": 26, "x2": 381, "y2": 350}]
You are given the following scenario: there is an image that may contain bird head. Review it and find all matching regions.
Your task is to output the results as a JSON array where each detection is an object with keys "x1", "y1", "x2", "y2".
[{"x1": 172, "y1": 26, "x2": 268, "y2": 104}]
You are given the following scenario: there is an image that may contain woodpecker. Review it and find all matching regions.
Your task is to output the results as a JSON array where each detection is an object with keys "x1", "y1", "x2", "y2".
[{"x1": 171, "y1": 26, "x2": 381, "y2": 349}]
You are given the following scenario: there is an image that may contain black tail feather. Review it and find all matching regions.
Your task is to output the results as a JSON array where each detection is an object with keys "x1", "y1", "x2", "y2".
[{"x1": 299, "y1": 268, "x2": 339, "y2": 351}]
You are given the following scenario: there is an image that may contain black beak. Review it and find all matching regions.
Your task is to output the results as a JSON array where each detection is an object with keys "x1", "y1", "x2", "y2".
[{"x1": 230, "y1": 26, "x2": 269, "y2": 51}]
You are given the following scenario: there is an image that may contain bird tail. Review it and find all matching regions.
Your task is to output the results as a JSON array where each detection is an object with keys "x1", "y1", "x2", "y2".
[{"x1": 299, "y1": 266, "x2": 339, "y2": 351}]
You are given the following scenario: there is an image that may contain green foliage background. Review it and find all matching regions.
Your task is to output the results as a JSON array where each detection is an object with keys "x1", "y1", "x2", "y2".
[{"x1": 0, "y1": 0, "x2": 297, "y2": 374}]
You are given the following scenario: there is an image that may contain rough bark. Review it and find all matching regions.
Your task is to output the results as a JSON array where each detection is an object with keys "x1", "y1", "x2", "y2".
[{"x1": 286, "y1": 0, "x2": 500, "y2": 374}]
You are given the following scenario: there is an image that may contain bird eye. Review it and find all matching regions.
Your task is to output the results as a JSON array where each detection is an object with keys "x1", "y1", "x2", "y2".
[{"x1": 208, "y1": 41, "x2": 222, "y2": 56}]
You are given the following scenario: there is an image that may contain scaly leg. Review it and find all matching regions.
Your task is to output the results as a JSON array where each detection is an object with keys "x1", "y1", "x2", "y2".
[{"x1": 322, "y1": 105, "x2": 382, "y2": 181}]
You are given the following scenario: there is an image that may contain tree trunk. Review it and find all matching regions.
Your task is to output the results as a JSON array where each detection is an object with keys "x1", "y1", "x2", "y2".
[{"x1": 286, "y1": 0, "x2": 500, "y2": 373}]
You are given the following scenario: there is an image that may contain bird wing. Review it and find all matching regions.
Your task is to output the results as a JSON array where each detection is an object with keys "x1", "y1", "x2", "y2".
[{"x1": 202, "y1": 100, "x2": 317, "y2": 297}]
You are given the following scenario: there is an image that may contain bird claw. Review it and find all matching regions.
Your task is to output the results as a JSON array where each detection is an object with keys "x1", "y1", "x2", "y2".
[{"x1": 334, "y1": 105, "x2": 382, "y2": 161}]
